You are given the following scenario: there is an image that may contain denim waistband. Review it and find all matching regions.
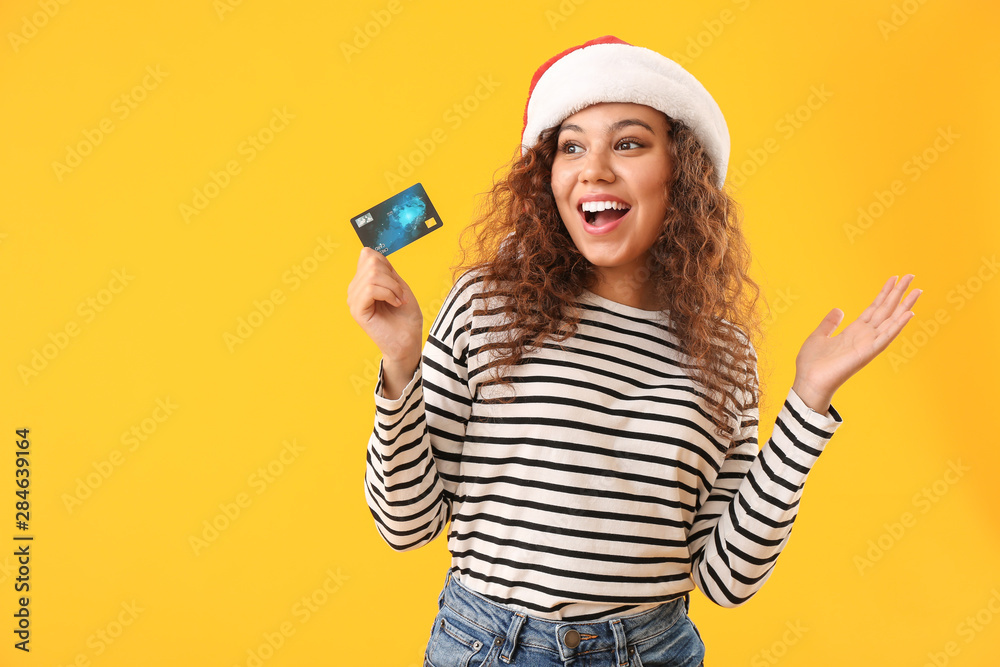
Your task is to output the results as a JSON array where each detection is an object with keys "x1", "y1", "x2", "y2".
[{"x1": 439, "y1": 570, "x2": 691, "y2": 664}]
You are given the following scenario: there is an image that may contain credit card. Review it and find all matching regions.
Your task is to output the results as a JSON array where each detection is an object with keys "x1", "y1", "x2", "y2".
[{"x1": 350, "y1": 182, "x2": 443, "y2": 256}]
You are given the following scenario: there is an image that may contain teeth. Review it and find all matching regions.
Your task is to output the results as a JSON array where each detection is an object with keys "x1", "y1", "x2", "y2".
[{"x1": 581, "y1": 200, "x2": 630, "y2": 212}]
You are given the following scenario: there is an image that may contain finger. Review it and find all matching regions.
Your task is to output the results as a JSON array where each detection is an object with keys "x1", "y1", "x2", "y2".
[
  {"x1": 872, "y1": 274, "x2": 915, "y2": 325},
  {"x1": 385, "y1": 262, "x2": 413, "y2": 300},
  {"x1": 860, "y1": 276, "x2": 896, "y2": 323},
  {"x1": 893, "y1": 285, "x2": 922, "y2": 317},
  {"x1": 877, "y1": 286, "x2": 922, "y2": 334},
  {"x1": 357, "y1": 245, "x2": 381, "y2": 270},
  {"x1": 360, "y1": 245, "x2": 398, "y2": 274},
  {"x1": 359, "y1": 245, "x2": 405, "y2": 281},
  {"x1": 874, "y1": 309, "x2": 917, "y2": 354},
  {"x1": 366, "y1": 272, "x2": 407, "y2": 306},
  {"x1": 362, "y1": 246, "x2": 399, "y2": 274},
  {"x1": 873, "y1": 275, "x2": 897, "y2": 307},
  {"x1": 348, "y1": 252, "x2": 391, "y2": 298},
  {"x1": 349, "y1": 282, "x2": 404, "y2": 321},
  {"x1": 813, "y1": 308, "x2": 844, "y2": 338},
  {"x1": 348, "y1": 261, "x2": 405, "y2": 310},
  {"x1": 370, "y1": 283, "x2": 405, "y2": 308},
  {"x1": 875, "y1": 281, "x2": 919, "y2": 339}
]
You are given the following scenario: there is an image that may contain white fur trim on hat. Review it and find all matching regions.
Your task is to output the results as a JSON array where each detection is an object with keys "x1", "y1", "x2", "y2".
[{"x1": 521, "y1": 40, "x2": 730, "y2": 188}]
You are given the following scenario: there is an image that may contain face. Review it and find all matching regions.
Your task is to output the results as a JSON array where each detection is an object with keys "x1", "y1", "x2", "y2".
[{"x1": 550, "y1": 102, "x2": 673, "y2": 295}]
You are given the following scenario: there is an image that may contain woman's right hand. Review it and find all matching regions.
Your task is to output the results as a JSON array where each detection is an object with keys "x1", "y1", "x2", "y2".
[{"x1": 347, "y1": 247, "x2": 424, "y2": 399}]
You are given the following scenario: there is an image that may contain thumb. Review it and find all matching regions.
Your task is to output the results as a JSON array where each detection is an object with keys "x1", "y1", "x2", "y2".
[{"x1": 812, "y1": 308, "x2": 844, "y2": 338}]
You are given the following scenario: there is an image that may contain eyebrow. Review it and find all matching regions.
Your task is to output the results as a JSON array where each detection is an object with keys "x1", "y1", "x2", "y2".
[{"x1": 558, "y1": 118, "x2": 656, "y2": 136}]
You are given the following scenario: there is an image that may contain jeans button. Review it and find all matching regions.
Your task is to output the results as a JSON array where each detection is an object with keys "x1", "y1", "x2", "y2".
[{"x1": 564, "y1": 629, "x2": 581, "y2": 648}]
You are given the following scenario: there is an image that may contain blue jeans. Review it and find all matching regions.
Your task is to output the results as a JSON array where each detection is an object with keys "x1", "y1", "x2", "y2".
[{"x1": 423, "y1": 571, "x2": 706, "y2": 667}]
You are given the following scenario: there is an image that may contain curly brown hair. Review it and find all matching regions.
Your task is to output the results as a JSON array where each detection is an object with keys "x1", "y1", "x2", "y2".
[{"x1": 453, "y1": 112, "x2": 764, "y2": 439}]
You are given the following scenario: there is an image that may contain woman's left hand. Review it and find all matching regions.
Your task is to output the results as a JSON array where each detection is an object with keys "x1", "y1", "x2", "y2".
[{"x1": 791, "y1": 274, "x2": 922, "y2": 414}]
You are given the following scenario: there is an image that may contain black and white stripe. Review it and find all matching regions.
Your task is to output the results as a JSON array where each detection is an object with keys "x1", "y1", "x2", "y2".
[{"x1": 364, "y1": 270, "x2": 843, "y2": 621}]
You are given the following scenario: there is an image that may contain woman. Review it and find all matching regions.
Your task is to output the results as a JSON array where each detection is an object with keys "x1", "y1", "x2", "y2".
[{"x1": 348, "y1": 35, "x2": 920, "y2": 667}]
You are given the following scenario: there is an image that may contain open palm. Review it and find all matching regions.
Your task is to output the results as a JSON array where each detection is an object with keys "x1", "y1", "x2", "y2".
[{"x1": 794, "y1": 274, "x2": 922, "y2": 410}]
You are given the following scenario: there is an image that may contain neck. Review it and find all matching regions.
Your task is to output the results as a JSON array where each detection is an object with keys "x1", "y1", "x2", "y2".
[{"x1": 587, "y1": 269, "x2": 660, "y2": 311}]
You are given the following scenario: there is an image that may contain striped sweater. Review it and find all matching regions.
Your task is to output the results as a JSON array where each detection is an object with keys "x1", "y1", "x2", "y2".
[{"x1": 364, "y1": 270, "x2": 843, "y2": 622}]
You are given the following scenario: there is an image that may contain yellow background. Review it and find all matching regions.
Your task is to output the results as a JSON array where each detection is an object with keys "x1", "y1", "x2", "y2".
[{"x1": 2, "y1": 0, "x2": 998, "y2": 664}]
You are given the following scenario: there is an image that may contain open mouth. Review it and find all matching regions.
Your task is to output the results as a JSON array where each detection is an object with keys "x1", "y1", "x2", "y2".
[{"x1": 580, "y1": 200, "x2": 632, "y2": 227}]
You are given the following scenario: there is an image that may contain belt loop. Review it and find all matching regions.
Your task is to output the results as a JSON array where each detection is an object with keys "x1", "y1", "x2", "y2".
[
  {"x1": 499, "y1": 611, "x2": 526, "y2": 664},
  {"x1": 437, "y1": 569, "x2": 452, "y2": 606},
  {"x1": 610, "y1": 618, "x2": 629, "y2": 667}
]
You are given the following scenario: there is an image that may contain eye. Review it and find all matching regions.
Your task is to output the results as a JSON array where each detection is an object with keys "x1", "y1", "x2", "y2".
[
  {"x1": 556, "y1": 137, "x2": 645, "y2": 154},
  {"x1": 557, "y1": 140, "x2": 580, "y2": 154}
]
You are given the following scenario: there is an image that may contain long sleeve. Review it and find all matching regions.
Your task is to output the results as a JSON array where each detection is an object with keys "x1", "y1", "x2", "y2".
[
  {"x1": 688, "y1": 380, "x2": 843, "y2": 607},
  {"x1": 363, "y1": 272, "x2": 478, "y2": 551},
  {"x1": 360, "y1": 282, "x2": 847, "y2": 620}
]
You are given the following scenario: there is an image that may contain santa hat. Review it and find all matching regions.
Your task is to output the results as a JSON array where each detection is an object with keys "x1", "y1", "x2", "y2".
[{"x1": 521, "y1": 35, "x2": 730, "y2": 188}]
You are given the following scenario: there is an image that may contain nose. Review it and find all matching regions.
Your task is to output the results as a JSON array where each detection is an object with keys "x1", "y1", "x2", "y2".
[{"x1": 579, "y1": 144, "x2": 615, "y2": 184}]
